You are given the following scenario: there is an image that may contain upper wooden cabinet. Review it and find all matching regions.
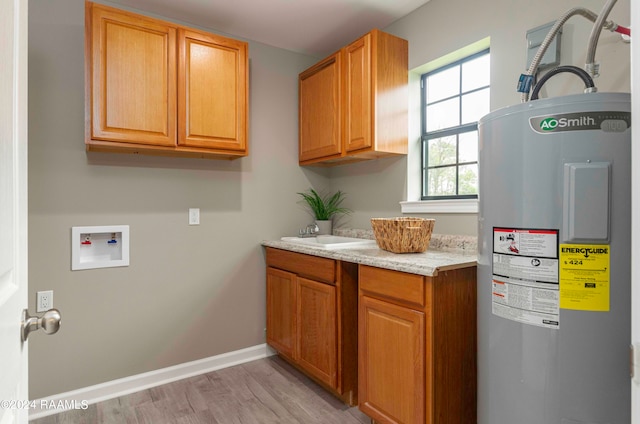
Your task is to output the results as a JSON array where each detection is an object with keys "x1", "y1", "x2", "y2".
[
  {"x1": 85, "y1": 2, "x2": 248, "y2": 159},
  {"x1": 178, "y1": 29, "x2": 247, "y2": 152},
  {"x1": 298, "y1": 29, "x2": 408, "y2": 166},
  {"x1": 299, "y1": 53, "x2": 342, "y2": 162}
]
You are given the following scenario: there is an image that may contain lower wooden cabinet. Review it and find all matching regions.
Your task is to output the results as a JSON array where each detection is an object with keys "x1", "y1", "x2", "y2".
[
  {"x1": 266, "y1": 267, "x2": 296, "y2": 359},
  {"x1": 296, "y1": 277, "x2": 337, "y2": 388},
  {"x1": 359, "y1": 265, "x2": 477, "y2": 424},
  {"x1": 359, "y1": 296, "x2": 425, "y2": 424},
  {"x1": 265, "y1": 246, "x2": 477, "y2": 419},
  {"x1": 265, "y1": 248, "x2": 358, "y2": 405}
]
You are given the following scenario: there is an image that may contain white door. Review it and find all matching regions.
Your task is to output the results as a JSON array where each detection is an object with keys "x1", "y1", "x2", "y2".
[
  {"x1": 0, "y1": 0, "x2": 29, "y2": 423},
  {"x1": 632, "y1": 2, "x2": 640, "y2": 423}
]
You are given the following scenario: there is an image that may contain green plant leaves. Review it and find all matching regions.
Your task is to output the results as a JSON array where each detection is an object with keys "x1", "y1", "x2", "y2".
[{"x1": 297, "y1": 188, "x2": 352, "y2": 220}]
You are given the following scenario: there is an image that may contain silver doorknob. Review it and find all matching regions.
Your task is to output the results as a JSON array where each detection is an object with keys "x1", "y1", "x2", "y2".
[{"x1": 21, "y1": 308, "x2": 62, "y2": 342}]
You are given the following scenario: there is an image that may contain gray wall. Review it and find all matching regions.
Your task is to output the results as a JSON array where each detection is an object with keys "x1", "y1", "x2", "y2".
[
  {"x1": 329, "y1": 0, "x2": 631, "y2": 235},
  {"x1": 28, "y1": 0, "x2": 324, "y2": 399},
  {"x1": 28, "y1": 0, "x2": 631, "y2": 399}
]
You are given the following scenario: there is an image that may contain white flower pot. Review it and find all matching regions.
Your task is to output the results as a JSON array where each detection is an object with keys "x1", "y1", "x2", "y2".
[{"x1": 315, "y1": 220, "x2": 332, "y2": 235}]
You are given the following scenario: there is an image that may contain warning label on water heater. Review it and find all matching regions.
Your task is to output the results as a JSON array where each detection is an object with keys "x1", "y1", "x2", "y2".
[{"x1": 492, "y1": 228, "x2": 560, "y2": 329}]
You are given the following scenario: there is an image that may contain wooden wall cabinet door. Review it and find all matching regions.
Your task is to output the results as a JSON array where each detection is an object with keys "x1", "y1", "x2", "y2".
[
  {"x1": 296, "y1": 277, "x2": 337, "y2": 388},
  {"x1": 343, "y1": 34, "x2": 371, "y2": 153},
  {"x1": 298, "y1": 53, "x2": 342, "y2": 162},
  {"x1": 344, "y1": 30, "x2": 409, "y2": 158},
  {"x1": 298, "y1": 29, "x2": 408, "y2": 166},
  {"x1": 85, "y1": 1, "x2": 249, "y2": 159},
  {"x1": 359, "y1": 295, "x2": 425, "y2": 424},
  {"x1": 266, "y1": 267, "x2": 296, "y2": 360},
  {"x1": 178, "y1": 29, "x2": 248, "y2": 153},
  {"x1": 88, "y1": 2, "x2": 177, "y2": 147}
]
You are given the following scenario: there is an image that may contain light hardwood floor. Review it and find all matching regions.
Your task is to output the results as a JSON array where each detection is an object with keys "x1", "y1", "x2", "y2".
[{"x1": 31, "y1": 356, "x2": 371, "y2": 424}]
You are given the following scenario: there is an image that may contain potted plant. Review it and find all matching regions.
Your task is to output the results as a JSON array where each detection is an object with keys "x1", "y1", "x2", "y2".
[{"x1": 297, "y1": 188, "x2": 351, "y2": 235}]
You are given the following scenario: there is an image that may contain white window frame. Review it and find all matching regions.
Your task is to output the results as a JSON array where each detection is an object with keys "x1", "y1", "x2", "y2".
[{"x1": 400, "y1": 38, "x2": 490, "y2": 215}]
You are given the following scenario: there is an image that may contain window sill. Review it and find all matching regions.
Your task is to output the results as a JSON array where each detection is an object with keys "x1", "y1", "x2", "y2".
[{"x1": 400, "y1": 199, "x2": 478, "y2": 214}]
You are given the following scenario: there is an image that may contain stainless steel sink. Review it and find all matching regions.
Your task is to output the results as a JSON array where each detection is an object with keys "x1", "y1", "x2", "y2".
[{"x1": 280, "y1": 235, "x2": 377, "y2": 250}]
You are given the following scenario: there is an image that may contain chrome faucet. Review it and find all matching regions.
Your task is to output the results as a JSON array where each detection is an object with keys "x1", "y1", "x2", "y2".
[{"x1": 298, "y1": 223, "x2": 319, "y2": 238}]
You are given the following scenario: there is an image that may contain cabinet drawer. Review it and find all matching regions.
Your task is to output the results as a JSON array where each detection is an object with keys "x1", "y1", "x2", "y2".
[
  {"x1": 266, "y1": 248, "x2": 335, "y2": 284},
  {"x1": 359, "y1": 265, "x2": 425, "y2": 308}
]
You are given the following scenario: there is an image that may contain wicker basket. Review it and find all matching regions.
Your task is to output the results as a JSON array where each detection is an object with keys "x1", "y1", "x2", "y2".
[{"x1": 371, "y1": 217, "x2": 435, "y2": 253}]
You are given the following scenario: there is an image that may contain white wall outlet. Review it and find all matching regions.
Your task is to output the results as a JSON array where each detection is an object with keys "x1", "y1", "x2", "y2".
[
  {"x1": 37, "y1": 290, "x2": 53, "y2": 313},
  {"x1": 189, "y1": 208, "x2": 200, "y2": 225}
]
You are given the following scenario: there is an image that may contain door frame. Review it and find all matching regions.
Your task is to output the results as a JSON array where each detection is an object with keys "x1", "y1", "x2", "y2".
[
  {"x1": 631, "y1": 2, "x2": 639, "y2": 423},
  {"x1": 0, "y1": 0, "x2": 29, "y2": 423}
]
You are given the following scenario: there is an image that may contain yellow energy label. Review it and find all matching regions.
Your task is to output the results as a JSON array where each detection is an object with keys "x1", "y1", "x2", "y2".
[{"x1": 559, "y1": 244, "x2": 610, "y2": 311}]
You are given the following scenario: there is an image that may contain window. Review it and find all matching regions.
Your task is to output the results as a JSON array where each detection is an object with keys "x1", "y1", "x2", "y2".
[{"x1": 421, "y1": 49, "x2": 490, "y2": 200}]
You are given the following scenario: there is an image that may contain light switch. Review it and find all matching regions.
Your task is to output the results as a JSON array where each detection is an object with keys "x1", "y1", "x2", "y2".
[{"x1": 189, "y1": 208, "x2": 200, "y2": 225}]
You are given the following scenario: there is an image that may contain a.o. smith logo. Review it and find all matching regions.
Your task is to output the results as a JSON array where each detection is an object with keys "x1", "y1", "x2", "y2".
[
  {"x1": 539, "y1": 116, "x2": 596, "y2": 131},
  {"x1": 530, "y1": 111, "x2": 630, "y2": 134}
]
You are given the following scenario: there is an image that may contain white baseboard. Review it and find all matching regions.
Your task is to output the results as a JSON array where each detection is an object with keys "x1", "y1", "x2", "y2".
[{"x1": 29, "y1": 343, "x2": 277, "y2": 421}]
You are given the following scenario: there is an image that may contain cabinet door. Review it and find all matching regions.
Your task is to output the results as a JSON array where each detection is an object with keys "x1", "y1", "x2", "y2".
[
  {"x1": 88, "y1": 3, "x2": 177, "y2": 147},
  {"x1": 266, "y1": 267, "x2": 296, "y2": 359},
  {"x1": 343, "y1": 33, "x2": 372, "y2": 153},
  {"x1": 297, "y1": 277, "x2": 337, "y2": 389},
  {"x1": 178, "y1": 29, "x2": 248, "y2": 152},
  {"x1": 299, "y1": 53, "x2": 342, "y2": 162},
  {"x1": 359, "y1": 295, "x2": 425, "y2": 424}
]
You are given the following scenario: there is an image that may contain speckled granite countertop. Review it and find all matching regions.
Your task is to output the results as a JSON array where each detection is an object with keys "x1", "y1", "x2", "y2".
[{"x1": 261, "y1": 229, "x2": 477, "y2": 277}]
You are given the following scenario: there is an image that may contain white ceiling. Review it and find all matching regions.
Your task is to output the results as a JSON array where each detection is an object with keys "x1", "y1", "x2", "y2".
[{"x1": 107, "y1": 0, "x2": 430, "y2": 57}]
